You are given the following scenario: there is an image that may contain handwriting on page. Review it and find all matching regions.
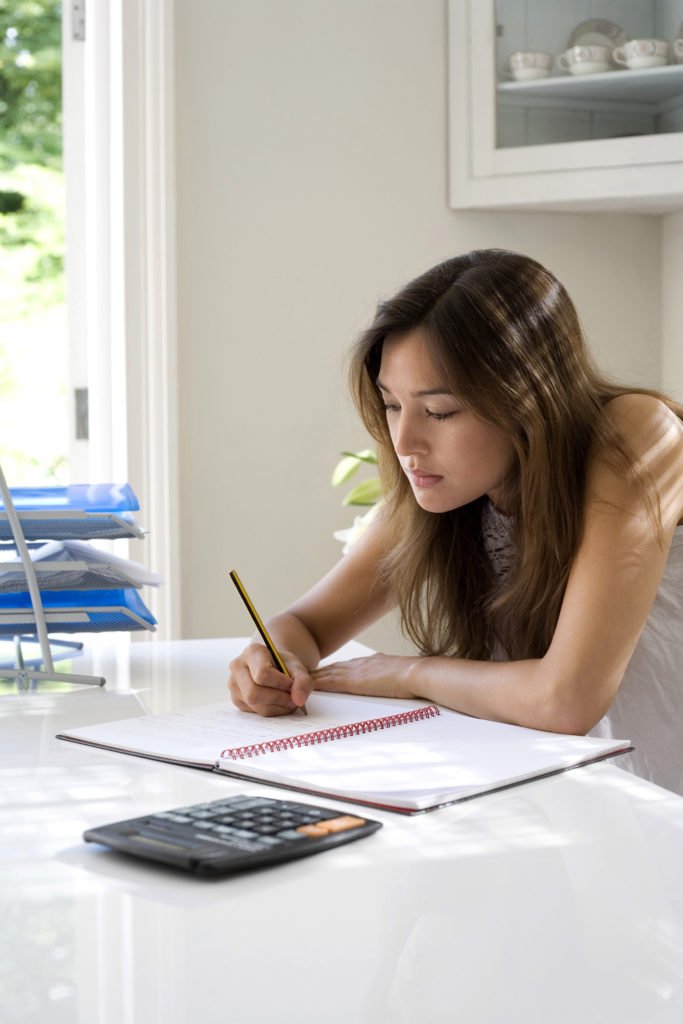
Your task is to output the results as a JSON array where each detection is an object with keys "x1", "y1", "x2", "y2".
[
  {"x1": 138, "y1": 703, "x2": 332, "y2": 747},
  {"x1": 140, "y1": 695, "x2": 426, "y2": 749},
  {"x1": 60, "y1": 694, "x2": 435, "y2": 766}
]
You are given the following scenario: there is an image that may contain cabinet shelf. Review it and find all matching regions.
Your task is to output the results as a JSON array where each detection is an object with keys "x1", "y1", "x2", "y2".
[{"x1": 498, "y1": 64, "x2": 683, "y2": 110}]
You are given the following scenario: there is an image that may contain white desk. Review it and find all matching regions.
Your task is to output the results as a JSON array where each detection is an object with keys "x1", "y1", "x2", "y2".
[{"x1": 2, "y1": 636, "x2": 683, "y2": 1024}]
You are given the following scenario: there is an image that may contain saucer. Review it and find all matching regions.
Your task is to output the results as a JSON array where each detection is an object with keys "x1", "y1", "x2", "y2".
[{"x1": 568, "y1": 18, "x2": 628, "y2": 50}]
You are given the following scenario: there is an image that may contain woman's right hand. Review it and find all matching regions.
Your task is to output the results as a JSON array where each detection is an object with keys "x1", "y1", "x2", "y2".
[{"x1": 227, "y1": 642, "x2": 314, "y2": 717}]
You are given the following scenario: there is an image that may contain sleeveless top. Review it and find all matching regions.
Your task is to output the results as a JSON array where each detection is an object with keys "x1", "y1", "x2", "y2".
[{"x1": 481, "y1": 500, "x2": 683, "y2": 796}]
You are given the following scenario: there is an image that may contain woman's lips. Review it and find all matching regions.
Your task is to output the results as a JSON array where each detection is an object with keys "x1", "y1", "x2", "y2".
[{"x1": 406, "y1": 469, "x2": 443, "y2": 489}]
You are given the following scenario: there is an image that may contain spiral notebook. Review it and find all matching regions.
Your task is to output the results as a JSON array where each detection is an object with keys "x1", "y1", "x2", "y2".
[{"x1": 57, "y1": 693, "x2": 631, "y2": 813}]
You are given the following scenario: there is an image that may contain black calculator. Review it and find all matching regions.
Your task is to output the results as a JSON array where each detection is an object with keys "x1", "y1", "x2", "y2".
[{"x1": 83, "y1": 794, "x2": 382, "y2": 877}]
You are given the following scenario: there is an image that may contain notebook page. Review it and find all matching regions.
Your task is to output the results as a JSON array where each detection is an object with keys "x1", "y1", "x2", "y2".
[
  {"x1": 218, "y1": 710, "x2": 630, "y2": 810},
  {"x1": 57, "y1": 694, "x2": 434, "y2": 766}
]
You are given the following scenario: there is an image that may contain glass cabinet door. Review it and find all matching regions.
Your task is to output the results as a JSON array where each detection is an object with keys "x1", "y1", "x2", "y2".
[
  {"x1": 449, "y1": 0, "x2": 683, "y2": 210},
  {"x1": 495, "y1": 0, "x2": 683, "y2": 150}
]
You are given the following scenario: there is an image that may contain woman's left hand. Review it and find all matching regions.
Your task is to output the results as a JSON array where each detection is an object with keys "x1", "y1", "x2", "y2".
[{"x1": 311, "y1": 653, "x2": 417, "y2": 700}]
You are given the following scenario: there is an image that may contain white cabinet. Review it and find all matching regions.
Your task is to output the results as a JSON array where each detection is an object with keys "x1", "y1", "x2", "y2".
[{"x1": 448, "y1": 0, "x2": 683, "y2": 211}]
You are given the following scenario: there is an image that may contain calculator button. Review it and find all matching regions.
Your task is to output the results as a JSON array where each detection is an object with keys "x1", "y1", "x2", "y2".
[
  {"x1": 231, "y1": 798, "x2": 273, "y2": 810},
  {"x1": 210, "y1": 827, "x2": 258, "y2": 843},
  {"x1": 296, "y1": 816, "x2": 366, "y2": 837},
  {"x1": 317, "y1": 816, "x2": 367, "y2": 833},
  {"x1": 296, "y1": 824, "x2": 329, "y2": 837},
  {"x1": 276, "y1": 830, "x2": 309, "y2": 842},
  {"x1": 231, "y1": 828, "x2": 257, "y2": 841}
]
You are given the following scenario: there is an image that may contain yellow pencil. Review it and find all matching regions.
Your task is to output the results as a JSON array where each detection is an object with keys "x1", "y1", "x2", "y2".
[{"x1": 229, "y1": 570, "x2": 307, "y2": 716}]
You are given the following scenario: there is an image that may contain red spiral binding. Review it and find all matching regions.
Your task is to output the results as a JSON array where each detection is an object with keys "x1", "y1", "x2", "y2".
[{"x1": 220, "y1": 704, "x2": 440, "y2": 760}]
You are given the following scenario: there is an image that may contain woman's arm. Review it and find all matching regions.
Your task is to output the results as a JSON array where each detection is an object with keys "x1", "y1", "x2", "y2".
[
  {"x1": 227, "y1": 507, "x2": 396, "y2": 715},
  {"x1": 314, "y1": 395, "x2": 683, "y2": 733}
]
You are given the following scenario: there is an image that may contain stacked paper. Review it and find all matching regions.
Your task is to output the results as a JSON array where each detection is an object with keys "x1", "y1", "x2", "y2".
[{"x1": 0, "y1": 540, "x2": 163, "y2": 593}]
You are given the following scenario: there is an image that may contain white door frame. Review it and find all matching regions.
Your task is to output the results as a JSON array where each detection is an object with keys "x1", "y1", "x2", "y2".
[{"x1": 63, "y1": 0, "x2": 181, "y2": 639}]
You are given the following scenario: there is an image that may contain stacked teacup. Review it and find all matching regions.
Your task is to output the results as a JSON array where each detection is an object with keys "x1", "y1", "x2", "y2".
[
  {"x1": 507, "y1": 51, "x2": 552, "y2": 81},
  {"x1": 613, "y1": 38, "x2": 669, "y2": 69},
  {"x1": 556, "y1": 45, "x2": 612, "y2": 75}
]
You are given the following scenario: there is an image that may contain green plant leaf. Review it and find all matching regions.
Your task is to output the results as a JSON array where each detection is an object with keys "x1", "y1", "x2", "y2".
[
  {"x1": 340, "y1": 448, "x2": 378, "y2": 464},
  {"x1": 331, "y1": 454, "x2": 363, "y2": 487},
  {"x1": 332, "y1": 448, "x2": 378, "y2": 486},
  {"x1": 342, "y1": 478, "x2": 382, "y2": 506}
]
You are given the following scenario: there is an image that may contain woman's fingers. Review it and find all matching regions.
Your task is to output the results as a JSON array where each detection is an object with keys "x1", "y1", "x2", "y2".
[
  {"x1": 230, "y1": 659, "x2": 296, "y2": 713},
  {"x1": 287, "y1": 659, "x2": 315, "y2": 708},
  {"x1": 228, "y1": 643, "x2": 314, "y2": 716}
]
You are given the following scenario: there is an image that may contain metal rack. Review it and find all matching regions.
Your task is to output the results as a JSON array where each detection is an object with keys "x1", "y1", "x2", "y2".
[{"x1": 0, "y1": 465, "x2": 104, "y2": 687}]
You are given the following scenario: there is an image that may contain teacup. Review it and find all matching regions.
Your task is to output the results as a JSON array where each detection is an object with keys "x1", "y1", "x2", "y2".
[
  {"x1": 674, "y1": 38, "x2": 683, "y2": 63},
  {"x1": 557, "y1": 45, "x2": 611, "y2": 75},
  {"x1": 507, "y1": 51, "x2": 552, "y2": 81},
  {"x1": 612, "y1": 39, "x2": 669, "y2": 69}
]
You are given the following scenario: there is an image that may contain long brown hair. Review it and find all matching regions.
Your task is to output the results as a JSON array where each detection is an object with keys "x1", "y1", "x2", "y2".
[{"x1": 350, "y1": 249, "x2": 681, "y2": 661}]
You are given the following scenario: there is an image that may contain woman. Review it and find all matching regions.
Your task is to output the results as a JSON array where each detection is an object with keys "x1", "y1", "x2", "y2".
[{"x1": 228, "y1": 249, "x2": 683, "y2": 794}]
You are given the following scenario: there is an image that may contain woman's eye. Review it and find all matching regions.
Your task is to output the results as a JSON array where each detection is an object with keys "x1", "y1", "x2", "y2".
[
  {"x1": 382, "y1": 402, "x2": 400, "y2": 414},
  {"x1": 426, "y1": 409, "x2": 456, "y2": 422}
]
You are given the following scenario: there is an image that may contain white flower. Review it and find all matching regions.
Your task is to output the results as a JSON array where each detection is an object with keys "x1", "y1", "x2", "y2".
[{"x1": 333, "y1": 501, "x2": 383, "y2": 554}]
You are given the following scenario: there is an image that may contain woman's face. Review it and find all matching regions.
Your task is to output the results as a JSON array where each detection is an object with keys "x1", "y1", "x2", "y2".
[{"x1": 377, "y1": 328, "x2": 516, "y2": 513}]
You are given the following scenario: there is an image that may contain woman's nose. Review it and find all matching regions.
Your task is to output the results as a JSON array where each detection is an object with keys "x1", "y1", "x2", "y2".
[{"x1": 393, "y1": 413, "x2": 427, "y2": 456}]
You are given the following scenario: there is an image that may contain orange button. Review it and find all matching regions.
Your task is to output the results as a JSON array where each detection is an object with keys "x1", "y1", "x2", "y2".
[
  {"x1": 317, "y1": 815, "x2": 366, "y2": 833},
  {"x1": 296, "y1": 824, "x2": 329, "y2": 837}
]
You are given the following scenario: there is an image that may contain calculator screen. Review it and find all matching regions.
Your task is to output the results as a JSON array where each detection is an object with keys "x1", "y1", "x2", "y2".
[{"x1": 131, "y1": 834, "x2": 188, "y2": 852}]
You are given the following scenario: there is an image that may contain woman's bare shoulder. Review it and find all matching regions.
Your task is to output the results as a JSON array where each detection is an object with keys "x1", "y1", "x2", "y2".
[
  {"x1": 601, "y1": 392, "x2": 683, "y2": 450},
  {"x1": 592, "y1": 392, "x2": 683, "y2": 529}
]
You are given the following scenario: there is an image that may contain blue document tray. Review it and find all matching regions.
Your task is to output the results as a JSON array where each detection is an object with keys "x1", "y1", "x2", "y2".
[
  {"x1": 0, "y1": 588, "x2": 156, "y2": 635},
  {"x1": 0, "y1": 511, "x2": 145, "y2": 542},
  {"x1": 0, "y1": 483, "x2": 145, "y2": 541},
  {"x1": 0, "y1": 483, "x2": 140, "y2": 512}
]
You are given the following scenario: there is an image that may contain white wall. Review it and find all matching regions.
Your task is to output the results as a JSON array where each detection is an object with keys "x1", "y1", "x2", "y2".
[
  {"x1": 174, "y1": 0, "x2": 662, "y2": 652},
  {"x1": 662, "y1": 211, "x2": 683, "y2": 402}
]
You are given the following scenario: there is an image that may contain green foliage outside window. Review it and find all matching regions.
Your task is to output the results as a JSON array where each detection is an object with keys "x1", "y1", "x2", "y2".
[
  {"x1": 0, "y1": 0, "x2": 63, "y2": 307},
  {"x1": 0, "y1": 0, "x2": 67, "y2": 482},
  {"x1": 0, "y1": 0, "x2": 62, "y2": 164}
]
